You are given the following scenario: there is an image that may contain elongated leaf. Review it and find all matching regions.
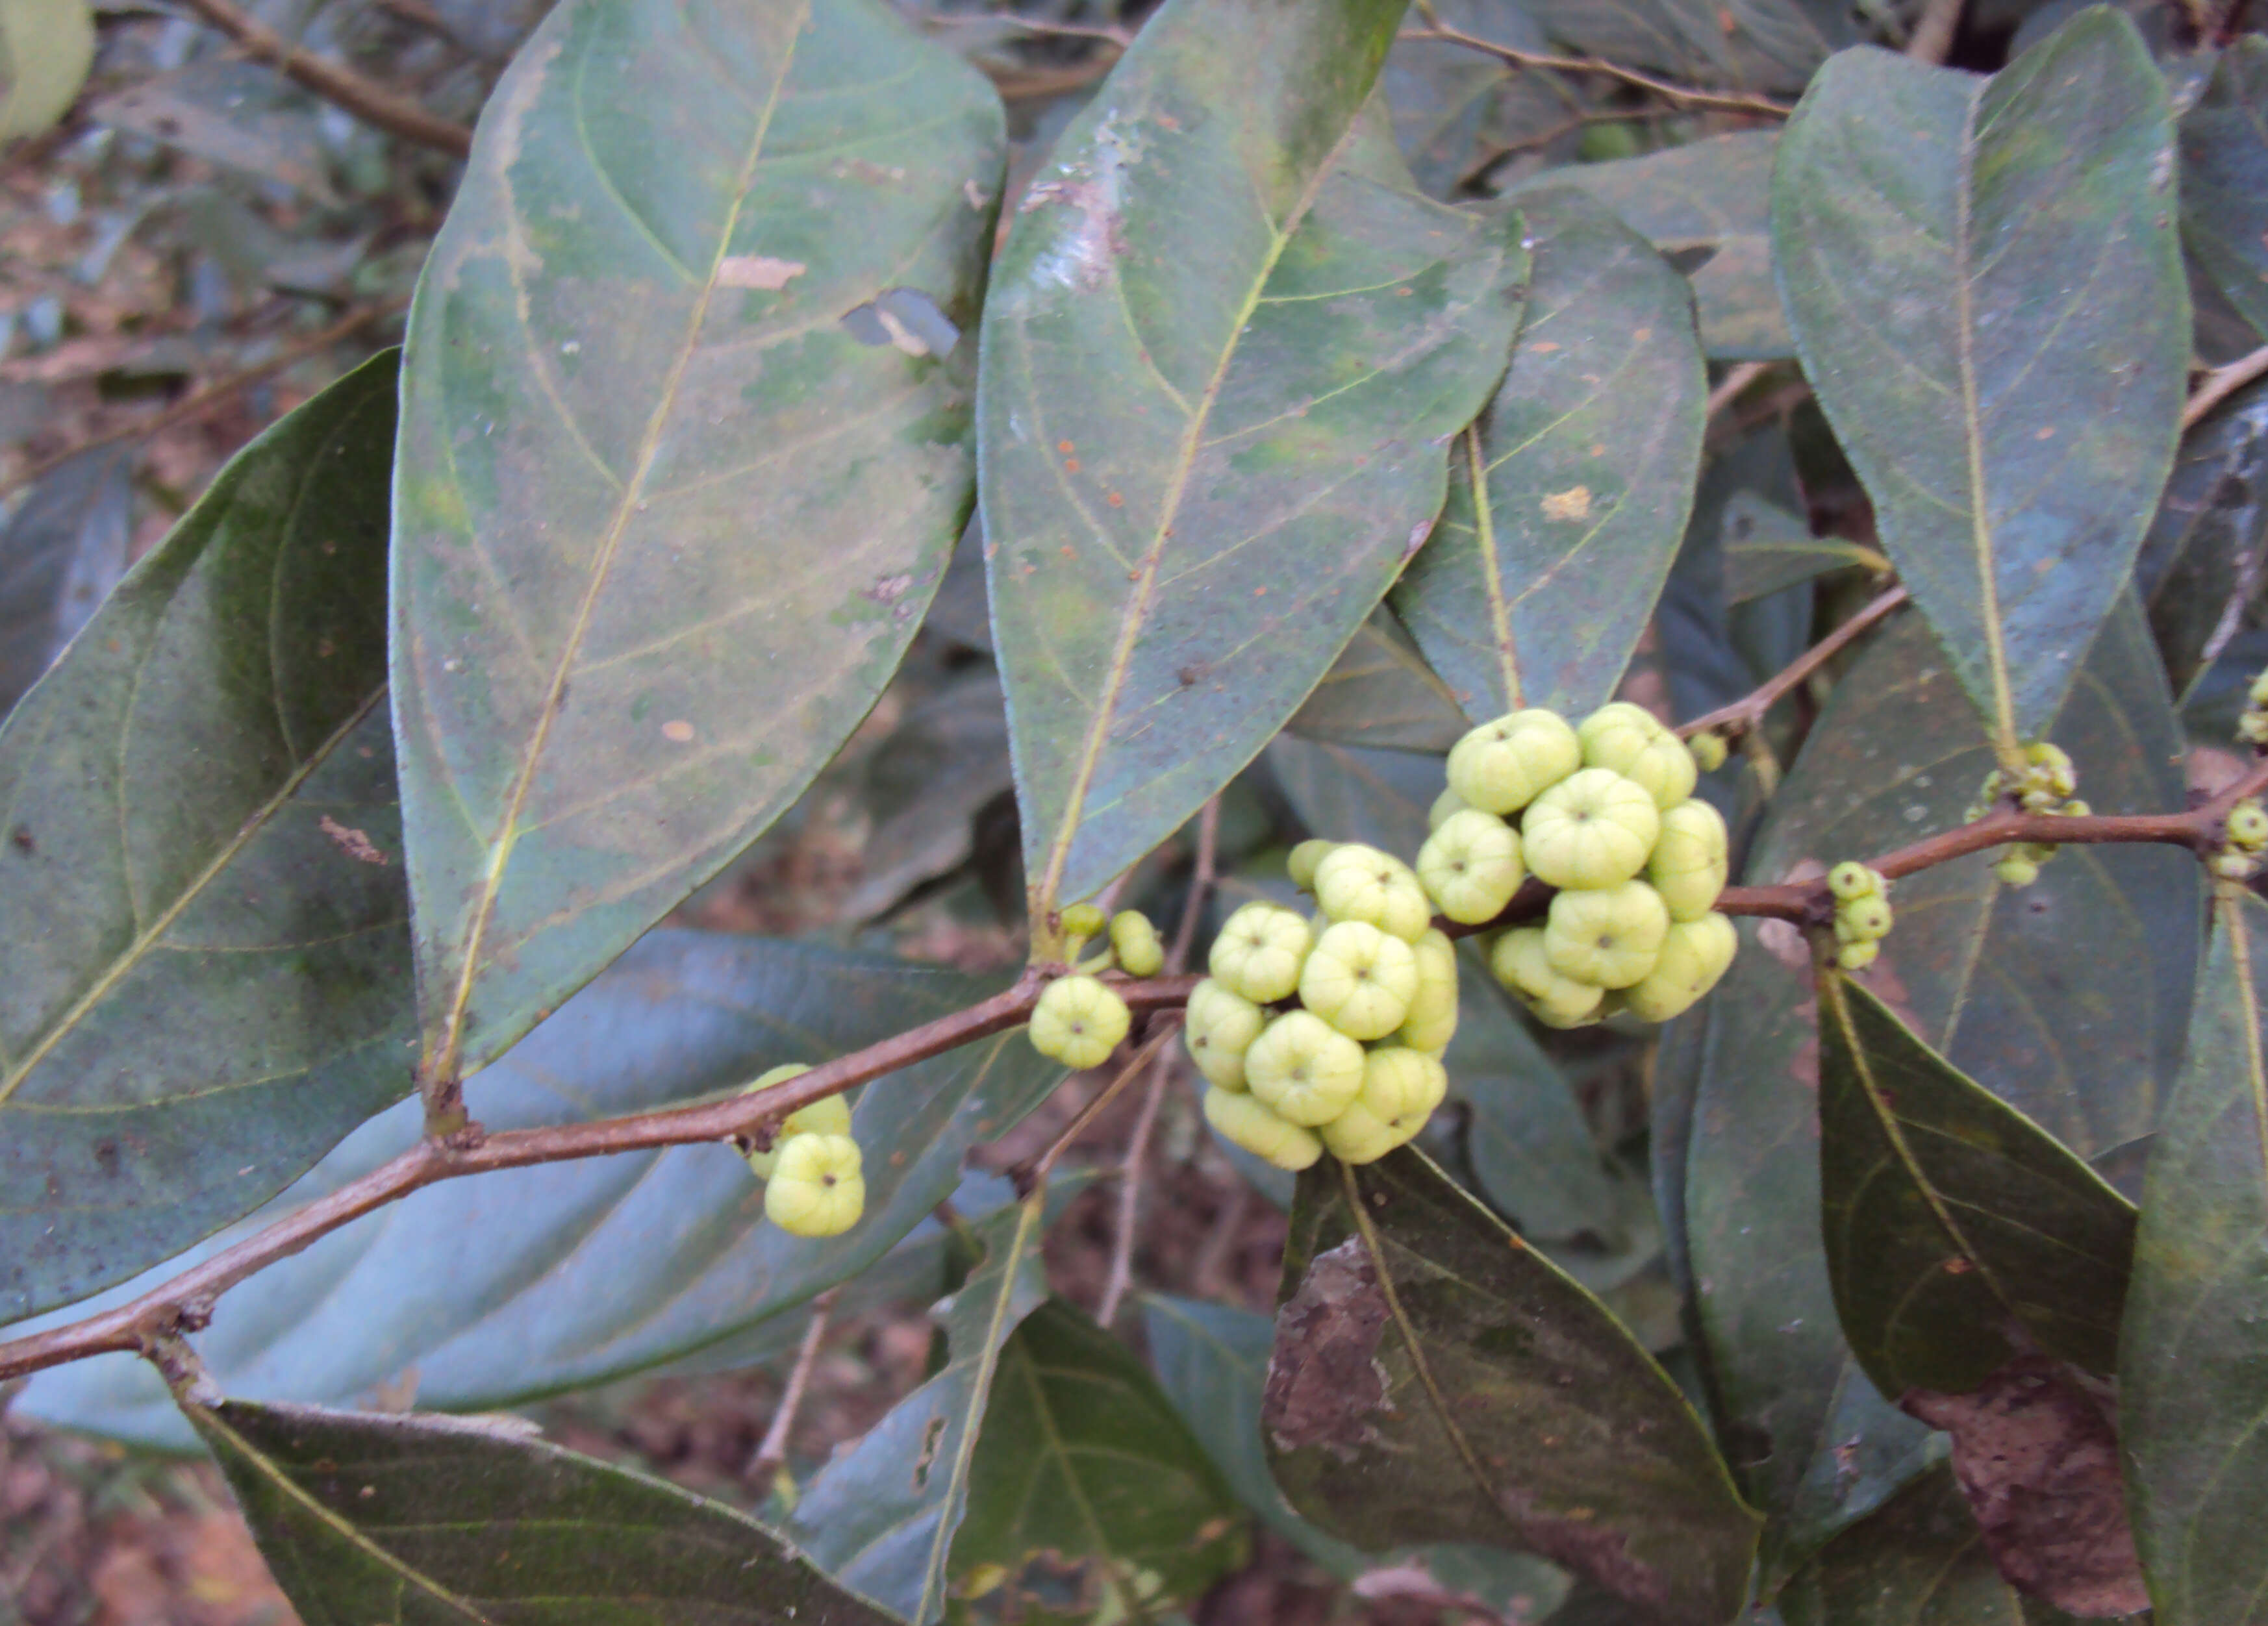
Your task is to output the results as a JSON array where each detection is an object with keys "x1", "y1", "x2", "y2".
[
  {"x1": 1396, "y1": 188, "x2": 1706, "y2": 721},
  {"x1": 1286, "y1": 607, "x2": 1468, "y2": 753},
  {"x1": 2134, "y1": 379, "x2": 2268, "y2": 699},
  {"x1": 791, "y1": 1194, "x2": 1051, "y2": 1625},
  {"x1": 947, "y1": 1295, "x2": 1247, "y2": 1620},
  {"x1": 1686, "y1": 602, "x2": 2195, "y2": 1577},
  {"x1": 2121, "y1": 887, "x2": 2268, "y2": 1625},
  {"x1": 392, "y1": 0, "x2": 1005, "y2": 1086},
  {"x1": 1142, "y1": 1294, "x2": 1571, "y2": 1615},
  {"x1": 839, "y1": 669, "x2": 1013, "y2": 923},
  {"x1": 1380, "y1": 0, "x2": 1566, "y2": 199},
  {"x1": 0, "y1": 355, "x2": 411, "y2": 1328},
  {"x1": 1266, "y1": 734, "x2": 1439, "y2": 857},
  {"x1": 12, "y1": 932, "x2": 1058, "y2": 1449},
  {"x1": 190, "y1": 1398, "x2": 897, "y2": 1623},
  {"x1": 1772, "y1": 14, "x2": 2187, "y2": 747},
  {"x1": 1265, "y1": 1149, "x2": 1759, "y2": 1626},
  {"x1": 1524, "y1": 0, "x2": 1845, "y2": 94},
  {"x1": 1818, "y1": 969, "x2": 2137, "y2": 1397},
  {"x1": 979, "y1": 0, "x2": 1526, "y2": 919},
  {"x1": 2180, "y1": 38, "x2": 2268, "y2": 344},
  {"x1": 1526, "y1": 132, "x2": 1788, "y2": 362},
  {"x1": 0, "y1": 442, "x2": 130, "y2": 716}
]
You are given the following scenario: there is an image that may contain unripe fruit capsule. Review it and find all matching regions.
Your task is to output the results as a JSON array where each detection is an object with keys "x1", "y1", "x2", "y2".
[
  {"x1": 740, "y1": 1065, "x2": 853, "y2": 1179},
  {"x1": 1837, "y1": 939, "x2": 1880, "y2": 971},
  {"x1": 1841, "y1": 896, "x2": 1893, "y2": 943},
  {"x1": 1522, "y1": 769, "x2": 1661, "y2": 892},
  {"x1": 1544, "y1": 881, "x2": 1670, "y2": 989},
  {"x1": 1109, "y1": 910, "x2": 1165, "y2": 977},
  {"x1": 1396, "y1": 928, "x2": 1459, "y2": 1055},
  {"x1": 1204, "y1": 1086, "x2": 1322, "y2": 1171},
  {"x1": 764, "y1": 1133, "x2": 865, "y2": 1237},
  {"x1": 1446, "y1": 710, "x2": 1583, "y2": 815},
  {"x1": 1313, "y1": 844, "x2": 1431, "y2": 941},
  {"x1": 1244, "y1": 1009, "x2": 1367, "y2": 1125},
  {"x1": 1298, "y1": 920, "x2": 1420, "y2": 1042},
  {"x1": 1029, "y1": 975, "x2": 1131, "y2": 1069},
  {"x1": 1059, "y1": 902, "x2": 1107, "y2": 942},
  {"x1": 1321, "y1": 1048, "x2": 1449, "y2": 1164},
  {"x1": 1578, "y1": 701, "x2": 1698, "y2": 810},
  {"x1": 1648, "y1": 799, "x2": 1729, "y2": 922},
  {"x1": 1619, "y1": 913, "x2": 1737, "y2": 1023},
  {"x1": 2229, "y1": 799, "x2": 2268, "y2": 851},
  {"x1": 1490, "y1": 926, "x2": 1604, "y2": 1026},
  {"x1": 1993, "y1": 853, "x2": 2041, "y2": 888},
  {"x1": 1689, "y1": 731, "x2": 1729, "y2": 773},
  {"x1": 1428, "y1": 787, "x2": 1472, "y2": 831},
  {"x1": 1287, "y1": 839, "x2": 1337, "y2": 891},
  {"x1": 1185, "y1": 978, "x2": 1264, "y2": 1092},
  {"x1": 1416, "y1": 809, "x2": 1525, "y2": 925},
  {"x1": 1209, "y1": 902, "x2": 1312, "y2": 1003},
  {"x1": 1827, "y1": 862, "x2": 1880, "y2": 902}
]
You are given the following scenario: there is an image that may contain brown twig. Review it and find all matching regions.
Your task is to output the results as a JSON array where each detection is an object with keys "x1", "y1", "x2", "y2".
[
  {"x1": 1704, "y1": 362, "x2": 1771, "y2": 423},
  {"x1": 1905, "y1": 0, "x2": 1966, "y2": 62},
  {"x1": 747, "y1": 1289, "x2": 835, "y2": 1486},
  {"x1": 2184, "y1": 343, "x2": 2268, "y2": 431},
  {"x1": 178, "y1": 0, "x2": 472, "y2": 156},
  {"x1": 0, "y1": 969, "x2": 1195, "y2": 1386},
  {"x1": 922, "y1": 10, "x2": 1133, "y2": 46},
  {"x1": 1008, "y1": 1025, "x2": 1181, "y2": 1195},
  {"x1": 1676, "y1": 586, "x2": 1909, "y2": 740},
  {"x1": 0, "y1": 301, "x2": 407, "y2": 506},
  {"x1": 1398, "y1": 23, "x2": 1794, "y2": 119}
]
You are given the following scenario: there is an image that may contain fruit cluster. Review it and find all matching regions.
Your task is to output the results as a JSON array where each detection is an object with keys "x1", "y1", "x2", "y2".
[
  {"x1": 2216, "y1": 796, "x2": 2268, "y2": 881},
  {"x1": 739, "y1": 1066, "x2": 866, "y2": 1238},
  {"x1": 1974, "y1": 742, "x2": 2087, "y2": 889},
  {"x1": 1444, "y1": 703, "x2": 1735, "y2": 1029},
  {"x1": 2240, "y1": 670, "x2": 2268, "y2": 747},
  {"x1": 1827, "y1": 862, "x2": 1893, "y2": 971}
]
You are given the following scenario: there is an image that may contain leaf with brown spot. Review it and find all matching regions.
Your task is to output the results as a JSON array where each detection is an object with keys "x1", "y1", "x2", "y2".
[{"x1": 1265, "y1": 1149, "x2": 1759, "y2": 1626}]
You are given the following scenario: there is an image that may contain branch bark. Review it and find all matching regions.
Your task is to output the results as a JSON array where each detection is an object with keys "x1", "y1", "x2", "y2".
[
  {"x1": 1676, "y1": 586, "x2": 1909, "y2": 740},
  {"x1": 2184, "y1": 342, "x2": 2268, "y2": 431},
  {"x1": 179, "y1": 0, "x2": 473, "y2": 157},
  {"x1": 1397, "y1": 21, "x2": 1793, "y2": 119}
]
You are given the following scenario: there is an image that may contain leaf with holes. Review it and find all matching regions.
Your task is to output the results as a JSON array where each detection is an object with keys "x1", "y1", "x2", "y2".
[
  {"x1": 0, "y1": 355, "x2": 410, "y2": 1329},
  {"x1": 391, "y1": 0, "x2": 1004, "y2": 1090},
  {"x1": 2180, "y1": 37, "x2": 2268, "y2": 344},
  {"x1": 2122, "y1": 887, "x2": 2268, "y2": 1625},
  {"x1": 10, "y1": 932, "x2": 1058, "y2": 1448},
  {"x1": 946, "y1": 1295, "x2": 1248, "y2": 1621},
  {"x1": 190, "y1": 1398, "x2": 899, "y2": 1624},
  {"x1": 1394, "y1": 187, "x2": 1706, "y2": 721},
  {"x1": 1771, "y1": 12, "x2": 2186, "y2": 748},
  {"x1": 1263, "y1": 1149, "x2": 1759, "y2": 1626},
  {"x1": 1685, "y1": 602, "x2": 2195, "y2": 1580},
  {"x1": 1817, "y1": 968, "x2": 2137, "y2": 1398},
  {"x1": 790, "y1": 1194, "x2": 1051, "y2": 1626},
  {"x1": 979, "y1": 0, "x2": 1526, "y2": 923}
]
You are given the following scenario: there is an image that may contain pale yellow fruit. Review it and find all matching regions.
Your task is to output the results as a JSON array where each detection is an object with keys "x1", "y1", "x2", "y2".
[
  {"x1": 1313, "y1": 844, "x2": 1431, "y2": 941},
  {"x1": 1244, "y1": 1010, "x2": 1367, "y2": 1126},
  {"x1": 740, "y1": 1064, "x2": 853, "y2": 1178},
  {"x1": 764, "y1": 1133, "x2": 866, "y2": 1237},
  {"x1": 1204, "y1": 1087, "x2": 1323, "y2": 1171},
  {"x1": 1544, "y1": 881, "x2": 1670, "y2": 989},
  {"x1": 1287, "y1": 839, "x2": 1337, "y2": 891},
  {"x1": 1209, "y1": 902, "x2": 1313, "y2": 1003},
  {"x1": 1428, "y1": 786, "x2": 1472, "y2": 831},
  {"x1": 1417, "y1": 809, "x2": 1525, "y2": 925},
  {"x1": 1298, "y1": 921, "x2": 1420, "y2": 1042},
  {"x1": 1618, "y1": 914, "x2": 1737, "y2": 1022},
  {"x1": 1648, "y1": 799, "x2": 1729, "y2": 922},
  {"x1": 1577, "y1": 701, "x2": 1697, "y2": 810},
  {"x1": 1028, "y1": 975, "x2": 1131, "y2": 1069},
  {"x1": 1184, "y1": 978, "x2": 1265, "y2": 1092},
  {"x1": 1396, "y1": 929, "x2": 1459, "y2": 1054},
  {"x1": 1522, "y1": 769, "x2": 1661, "y2": 892},
  {"x1": 1489, "y1": 927, "x2": 1604, "y2": 1026},
  {"x1": 1321, "y1": 1047, "x2": 1448, "y2": 1164},
  {"x1": 1109, "y1": 910, "x2": 1165, "y2": 977},
  {"x1": 1446, "y1": 709, "x2": 1583, "y2": 814}
]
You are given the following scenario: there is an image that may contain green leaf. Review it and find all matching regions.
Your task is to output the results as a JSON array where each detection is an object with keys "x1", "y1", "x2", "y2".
[
  {"x1": 2134, "y1": 381, "x2": 2268, "y2": 701},
  {"x1": 0, "y1": 355, "x2": 411, "y2": 1328},
  {"x1": 1265, "y1": 1149, "x2": 1759, "y2": 1626},
  {"x1": 188, "y1": 1397, "x2": 898, "y2": 1624},
  {"x1": 0, "y1": 0, "x2": 94, "y2": 140},
  {"x1": 1525, "y1": 132, "x2": 1789, "y2": 362},
  {"x1": 946, "y1": 1295, "x2": 1248, "y2": 1621},
  {"x1": 0, "y1": 442, "x2": 131, "y2": 716},
  {"x1": 1685, "y1": 602, "x2": 2196, "y2": 1576},
  {"x1": 392, "y1": 0, "x2": 1005, "y2": 1086},
  {"x1": 2179, "y1": 37, "x2": 2268, "y2": 344},
  {"x1": 1770, "y1": 12, "x2": 2187, "y2": 749},
  {"x1": 11, "y1": 932, "x2": 1059, "y2": 1447},
  {"x1": 1817, "y1": 969, "x2": 2137, "y2": 1397},
  {"x1": 1285, "y1": 607, "x2": 1468, "y2": 754},
  {"x1": 979, "y1": 0, "x2": 1527, "y2": 919},
  {"x1": 1395, "y1": 188, "x2": 1707, "y2": 721},
  {"x1": 1380, "y1": 0, "x2": 1565, "y2": 199},
  {"x1": 791, "y1": 1194, "x2": 1052, "y2": 1626},
  {"x1": 2121, "y1": 887, "x2": 2268, "y2": 1625},
  {"x1": 1142, "y1": 1293, "x2": 1572, "y2": 1615},
  {"x1": 1266, "y1": 734, "x2": 1439, "y2": 857},
  {"x1": 838, "y1": 669, "x2": 1014, "y2": 923},
  {"x1": 1522, "y1": 0, "x2": 1846, "y2": 94}
]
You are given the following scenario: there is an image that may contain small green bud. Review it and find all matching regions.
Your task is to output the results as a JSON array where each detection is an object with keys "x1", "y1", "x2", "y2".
[
  {"x1": 1993, "y1": 853, "x2": 2041, "y2": 888},
  {"x1": 764, "y1": 1133, "x2": 865, "y2": 1237},
  {"x1": 1109, "y1": 910, "x2": 1165, "y2": 977},
  {"x1": 2230, "y1": 799, "x2": 2268, "y2": 852},
  {"x1": 1544, "y1": 881, "x2": 1671, "y2": 990},
  {"x1": 1839, "y1": 895, "x2": 1893, "y2": 944},
  {"x1": 1287, "y1": 838, "x2": 1337, "y2": 891},
  {"x1": 1836, "y1": 939, "x2": 1880, "y2": 971},
  {"x1": 1416, "y1": 809, "x2": 1525, "y2": 925},
  {"x1": 1029, "y1": 975, "x2": 1131, "y2": 1069},
  {"x1": 1059, "y1": 903, "x2": 1107, "y2": 943},
  {"x1": 1522, "y1": 769, "x2": 1661, "y2": 892},
  {"x1": 1184, "y1": 979, "x2": 1265, "y2": 1092},
  {"x1": 1578, "y1": 701, "x2": 1698, "y2": 810},
  {"x1": 1649, "y1": 799, "x2": 1730, "y2": 922},
  {"x1": 1689, "y1": 730, "x2": 1730, "y2": 773},
  {"x1": 1446, "y1": 709, "x2": 1583, "y2": 815},
  {"x1": 1208, "y1": 901, "x2": 1312, "y2": 1003},
  {"x1": 1313, "y1": 844, "x2": 1432, "y2": 941},
  {"x1": 741, "y1": 1069, "x2": 853, "y2": 1179},
  {"x1": 1828, "y1": 862, "x2": 1881, "y2": 903},
  {"x1": 1298, "y1": 920, "x2": 1420, "y2": 1042},
  {"x1": 1244, "y1": 1010, "x2": 1367, "y2": 1126},
  {"x1": 1203, "y1": 1086, "x2": 1322, "y2": 1171},
  {"x1": 2241, "y1": 711, "x2": 2268, "y2": 746}
]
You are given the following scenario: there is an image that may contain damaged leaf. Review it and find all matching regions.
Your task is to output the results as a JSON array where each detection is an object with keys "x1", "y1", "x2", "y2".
[{"x1": 1264, "y1": 1149, "x2": 1759, "y2": 1626}]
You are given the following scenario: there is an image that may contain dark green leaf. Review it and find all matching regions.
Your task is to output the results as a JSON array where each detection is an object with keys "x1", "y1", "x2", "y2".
[
  {"x1": 190, "y1": 1397, "x2": 897, "y2": 1623},
  {"x1": 1526, "y1": 132, "x2": 1789, "y2": 361},
  {"x1": 0, "y1": 355, "x2": 410, "y2": 1327},
  {"x1": 92, "y1": 59, "x2": 336, "y2": 203},
  {"x1": 947, "y1": 1295, "x2": 1247, "y2": 1621},
  {"x1": 11, "y1": 932, "x2": 1059, "y2": 1447},
  {"x1": 0, "y1": 442, "x2": 130, "y2": 716},
  {"x1": 2179, "y1": 37, "x2": 2268, "y2": 343},
  {"x1": 1685, "y1": 602, "x2": 2196, "y2": 1575},
  {"x1": 979, "y1": 0, "x2": 1527, "y2": 919},
  {"x1": 1142, "y1": 1293, "x2": 1571, "y2": 1614},
  {"x1": 1770, "y1": 13, "x2": 2187, "y2": 747},
  {"x1": 1286, "y1": 607, "x2": 1468, "y2": 754},
  {"x1": 1522, "y1": 0, "x2": 1845, "y2": 94},
  {"x1": 2134, "y1": 378, "x2": 2268, "y2": 700},
  {"x1": 1266, "y1": 734, "x2": 1439, "y2": 857},
  {"x1": 392, "y1": 0, "x2": 1004, "y2": 1084},
  {"x1": 1381, "y1": 0, "x2": 1565, "y2": 197},
  {"x1": 840, "y1": 669, "x2": 1013, "y2": 922},
  {"x1": 2121, "y1": 887, "x2": 2268, "y2": 1625},
  {"x1": 1817, "y1": 969, "x2": 2137, "y2": 1396},
  {"x1": 792, "y1": 1194, "x2": 1052, "y2": 1625},
  {"x1": 1396, "y1": 188, "x2": 1706, "y2": 720},
  {"x1": 1266, "y1": 1149, "x2": 1759, "y2": 1626}
]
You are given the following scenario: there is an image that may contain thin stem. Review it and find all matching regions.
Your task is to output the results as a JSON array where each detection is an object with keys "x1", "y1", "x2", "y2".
[
  {"x1": 1704, "y1": 361, "x2": 1771, "y2": 423},
  {"x1": 179, "y1": 0, "x2": 472, "y2": 156},
  {"x1": 1166, "y1": 797, "x2": 1222, "y2": 975},
  {"x1": 1676, "y1": 586, "x2": 1909, "y2": 740},
  {"x1": 2184, "y1": 343, "x2": 2268, "y2": 431},
  {"x1": 1905, "y1": 0, "x2": 1965, "y2": 62},
  {"x1": 747, "y1": 1289, "x2": 835, "y2": 1486},
  {"x1": 1398, "y1": 24, "x2": 1793, "y2": 119},
  {"x1": 1010, "y1": 1025, "x2": 1181, "y2": 1194},
  {"x1": 1096, "y1": 1044, "x2": 1172, "y2": 1329},
  {"x1": 921, "y1": 10, "x2": 1132, "y2": 45}
]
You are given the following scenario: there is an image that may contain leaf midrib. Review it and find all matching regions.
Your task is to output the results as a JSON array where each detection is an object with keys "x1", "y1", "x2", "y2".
[{"x1": 428, "y1": 9, "x2": 809, "y2": 1082}]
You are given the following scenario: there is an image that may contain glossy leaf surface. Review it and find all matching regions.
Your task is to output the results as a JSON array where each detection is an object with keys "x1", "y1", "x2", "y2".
[
  {"x1": 191, "y1": 1399, "x2": 898, "y2": 1623},
  {"x1": 1396, "y1": 188, "x2": 1706, "y2": 720},
  {"x1": 1817, "y1": 969, "x2": 2137, "y2": 1397},
  {"x1": 0, "y1": 442, "x2": 131, "y2": 716},
  {"x1": 392, "y1": 0, "x2": 1004, "y2": 1083},
  {"x1": 979, "y1": 0, "x2": 1526, "y2": 916},
  {"x1": 1772, "y1": 15, "x2": 2187, "y2": 746},
  {"x1": 2180, "y1": 37, "x2": 2268, "y2": 343},
  {"x1": 12, "y1": 932, "x2": 1057, "y2": 1448},
  {"x1": 2121, "y1": 888, "x2": 2268, "y2": 1625},
  {"x1": 947, "y1": 1295, "x2": 1247, "y2": 1621},
  {"x1": 1266, "y1": 1149, "x2": 1759, "y2": 1625},
  {"x1": 1686, "y1": 604, "x2": 2194, "y2": 1574},
  {"x1": 792, "y1": 1195, "x2": 1050, "y2": 1625},
  {"x1": 0, "y1": 355, "x2": 411, "y2": 1327}
]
